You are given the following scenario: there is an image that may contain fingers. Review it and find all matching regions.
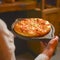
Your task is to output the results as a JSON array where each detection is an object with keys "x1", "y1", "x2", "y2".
[
  {"x1": 48, "y1": 36, "x2": 59, "y2": 49},
  {"x1": 46, "y1": 36, "x2": 59, "y2": 51},
  {"x1": 40, "y1": 41, "x2": 46, "y2": 52},
  {"x1": 42, "y1": 36, "x2": 59, "y2": 58},
  {"x1": 40, "y1": 41, "x2": 48, "y2": 48}
]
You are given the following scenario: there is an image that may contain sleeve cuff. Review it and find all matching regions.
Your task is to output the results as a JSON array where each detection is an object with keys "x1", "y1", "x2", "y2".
[{"x1": 34, "y1": 54, "x2": 49, "y2": 60}]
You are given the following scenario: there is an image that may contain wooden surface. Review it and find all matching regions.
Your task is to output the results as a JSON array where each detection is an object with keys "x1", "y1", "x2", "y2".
[
  {"x1": 0, "y1": 1, "x2": 36, "y2": 13},
  {"x1": 42, "y1": 8, "x2": 60, "y2": 35},
  {"x1": 3, "y1": 0, "x2": 15, "y2": 3}
]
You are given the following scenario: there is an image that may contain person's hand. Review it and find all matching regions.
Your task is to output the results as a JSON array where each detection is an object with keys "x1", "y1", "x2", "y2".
[
  {"x1": 40, "y1": 40, "x2": 49, "y2": 52},
  {"x1": 42, "y1": 36, "x2": 59, "y2": 58}
]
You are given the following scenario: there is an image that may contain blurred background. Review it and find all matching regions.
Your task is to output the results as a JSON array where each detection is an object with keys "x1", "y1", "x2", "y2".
[{"x1": 0, "y1": 0, "x2": 60, "y2": 60}]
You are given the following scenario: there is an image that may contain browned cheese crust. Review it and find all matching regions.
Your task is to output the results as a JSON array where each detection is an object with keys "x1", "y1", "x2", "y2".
[{"x1": 14, "y1": 18, "x2": 51, "y2": 37}]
